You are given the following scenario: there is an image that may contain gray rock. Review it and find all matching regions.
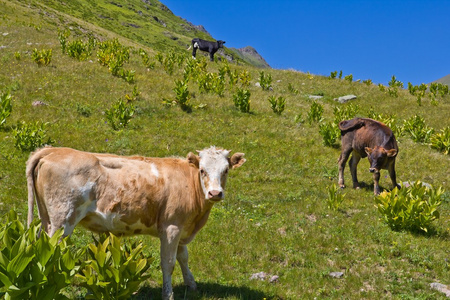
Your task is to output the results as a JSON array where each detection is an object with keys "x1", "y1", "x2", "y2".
[
  {"x1": 430, "y1": 282, "x2": 450, "y2": 297},
  {"x1": 334, "y1": 95, "x2": 357, "y2": 103},
  {"x1": 269, "y1": 275, "x2": 279, "y2": 283},
  {"x1": 329, "y1": 272, "x2": 344, "y2": 278},
  {"x1": 250, "y1": 272, "x2": 267, "y2": 281}
]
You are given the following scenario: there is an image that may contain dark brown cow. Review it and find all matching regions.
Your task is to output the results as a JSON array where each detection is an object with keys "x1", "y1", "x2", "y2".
[
  {"x1": 338, "y1": 117, "x2": 400, "y2": 195},
  {"x1": 26, "y1": 146, "x2": 245, "y2": 300}
]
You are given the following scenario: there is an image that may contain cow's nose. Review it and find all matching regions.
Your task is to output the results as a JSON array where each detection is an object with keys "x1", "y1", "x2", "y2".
[
  {"x1": 369, "y1": 168, "x2": 375, "y2": 173},
  {"x1": 208, "y1": 190, "x2": 223, "y2": 200}
]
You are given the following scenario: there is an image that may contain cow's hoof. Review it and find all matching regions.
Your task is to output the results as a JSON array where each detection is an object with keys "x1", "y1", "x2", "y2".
[
  {"x1": 339, "y1": 185, "x2": 345, "y2": 189},
  {"x1": 186, "y1": 282, "x2": 197, "y2": 291}
]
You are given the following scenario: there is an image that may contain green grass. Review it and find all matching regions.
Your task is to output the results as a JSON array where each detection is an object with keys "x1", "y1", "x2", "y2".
[{"x1": 1, "y1": 0, "x2": 450, "y2": 299}]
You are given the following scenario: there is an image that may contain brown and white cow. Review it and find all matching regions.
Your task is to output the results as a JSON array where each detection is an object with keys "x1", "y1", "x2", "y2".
[
  {"x1": 338, "y1": 117, "x2": 400, "y2": 195},
  {"x1": 26, "y1": 146, "x2": 245, "y2": 300}
]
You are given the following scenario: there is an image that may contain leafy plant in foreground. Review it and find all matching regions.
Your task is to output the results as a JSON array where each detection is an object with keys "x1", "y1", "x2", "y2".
[
  {"x1": 403, "y1": 115, "x2": 434, "y2": 143},
  {"x1": 375, "y1": 182, "x2": 444, "y2": 233},
  {"x1": 429, "y1": 126, "x2": 450, "y2": 155},
  {"x1": 0, "y1": 91, "x2": 12, "y2": 128},
  {"x1": 0, "y1": 210, "x2": 82, "y2": 300},
  {"x1": 31, "y1": 48, "x2": 52, "y2": 66},
  {"x1": 13, "y1": 121, "x2": 53, "y2": 151},
  {"x1": 171, "y1": 80, "x2": 192, "y2": 112},
  {"x1": 105, "y1": 99, "x2": 135, "y2": 130},
  {"x1": 76, "y1": 233, "x2": 153, "y2": 300},
  {"x1": 387, "y1": 75, "x2": 403, "y2": 97},
  {"x1": 326, "y1": 184, "x2": 345, "y2": 211},
  {"x1": 268, "y1": 95, "x2": 286, "y2": 115},
  {"x1": 259, "y1": 71, "x2": 272, "y2": 91},
  {"x1": 319, "y1": 121, "x2": 340, "y2": 147},
  {"x1": 307, "y1": 101, "x2": 324, "y2": 124},
  {"x1": 233, "y1": 88, "x2": 251, "y2": 113}
]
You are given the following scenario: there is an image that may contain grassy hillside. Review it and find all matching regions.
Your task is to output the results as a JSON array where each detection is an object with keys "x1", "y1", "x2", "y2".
[{"x1": 1, "y1": 0, "x2": 450, "y2": 299}]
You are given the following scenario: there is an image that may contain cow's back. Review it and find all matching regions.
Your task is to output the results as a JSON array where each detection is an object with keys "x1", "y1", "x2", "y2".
[{"x1": 339, "y1": 118, "x2": 397, "y2": 157}]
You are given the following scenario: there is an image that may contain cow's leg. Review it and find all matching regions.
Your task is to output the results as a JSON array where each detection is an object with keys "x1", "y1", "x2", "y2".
[
  {"x1": 338, "y1": 148, "x2": 352, "y2": 189},
  {"x1": 209, "y1": 52, "x2": 214, "y2": 61},
  {"x1": 192, "y1": 43, "x2": 197, "y2": 59},
  {"x1": 160, "y1": 225, "x2": 182, "y2": 300},
  {"x1": 372, "y1": 171, "x2": 381, "y2": 195},
  {"x1": 176, "y1": 244, "x2": 197, "y2": 291},
  {"x1": 349, "y1": 152, "x2": 361, "y2": 189},
  {"x1": 388, "y1": 161, "x2": 401, "y2": 190}
]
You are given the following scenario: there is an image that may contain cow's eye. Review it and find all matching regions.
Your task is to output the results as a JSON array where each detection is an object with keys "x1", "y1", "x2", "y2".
[{"x1": 200, "y1": 169, "x2": 206, "y2": 177}]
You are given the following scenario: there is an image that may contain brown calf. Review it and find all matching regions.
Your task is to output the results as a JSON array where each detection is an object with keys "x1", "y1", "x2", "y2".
[
  {"x1": 26, "y1": 146, "x2": 245, "y2": 300},
  {"x1": 338, "y1": 117, "x2": 400, "y2": 195}
]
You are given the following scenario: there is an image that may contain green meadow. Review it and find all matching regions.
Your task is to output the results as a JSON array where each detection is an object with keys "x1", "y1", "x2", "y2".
[{"x1": 0, "y1": 0, "x2": 449, "y2": 299}]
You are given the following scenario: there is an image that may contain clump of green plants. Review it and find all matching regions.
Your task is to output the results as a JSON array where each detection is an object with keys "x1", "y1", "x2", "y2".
[
  {"x1": 367, "y1": 109, "x2": 401, "y2": 136},
  {"x1": 66, "y1": 39, "x2": 91, "y2": 61},
  {"x1": 31, "y1": 48, "x2": 52, "y2": 66},
  {"x1": 57, "y1": 29, "x2": 70, "y2": 53},
  {"x1": 268, "y1": 95, "x2": 286, "y2": 115},
  {"x1": 307, "y1": 101, "x2": 324, "y2": 124},
  {"x1": 168, "y1": 80, "x2": 192, "y2": 112},
  {"x1": 155, "y1": 51, "x2": 184, "y2": 76},
  {"x1": 105, "y1": 99, "x2": 135, "y2": 130},
  {"x1": 13, "y1": 121, "x2": 53, "y2": 151},
  {"x1": 429, "y1": 126, "x2": 450, "y2": 155},
  {"x1": 14, "y1": 51, "x2": 21, "y2": 60},
  {"x1": 326, "y1": 184, "x2": 346, "y2": 211},
  {"x1": 375, "y1": 182, "x2": 444, "y2": 233},
  {"x1": 239, "y1": 70, "x2": 252, "y2": 87},
  {"x1": 0, "y1": 210, "x2": 83, "y2": 299},
  {"x1": 319, "y1": 121, "x2": 340, "y2": 147},
  {"x1": 259, "y1": 71, "x2": 272, "y2": 91},
  {"x1": 329, "y1": 71, "x2": 338, "y2": 79},
  {"x1": 403, "y1": 115, "x2": 434, "y2": 143},
  {"x1": 76, "y1": 233, "x2": 153, "y2": 300},
  {"x1": 97, "y1": 38, "x2": 131, "y2": 77},
  {"x1": 408, "y1": 82, "x2": 428, "y2": 106},
  {"x1": 138, "y1": 48, "x2": 155, "y2": 69},
  {"x1": 387, "y1": 75, "x2": 403, "y2": 97},
  {"x1": 362, "y1": 79, "x2": 373, "y2": 86},
  {"x1": 344, "y1": 74, "x2": 353, "y2": 83},
  {"x1": 76, "y1": 103, "x2": 92, "y2": 117},
  {"x1": 333, "y1": 104, "x2": 359, "y2": 124},
  {"x1": 233, "y1": 88, "x2": 251, "y2": 113},
  {"x1": 197, "y1": 72, "x2": 225, "y2": 96},
  {"x1": 287, "y1": 83, "x2": 299, "y2": 94},
  {"x1": 0, "y1": 91, "x2": 12, "y2": 128}
]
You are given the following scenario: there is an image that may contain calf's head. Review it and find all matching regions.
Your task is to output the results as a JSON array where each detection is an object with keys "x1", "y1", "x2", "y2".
[
  {"x1": 217, "y1": 40, "x2": 226, "y2": 48},
  {"x1": 365, "y1": 146, "x2": 397, "y2": 173},
  {"x1": 188, "y1": 147, "x2": 245, "y2": 201}
]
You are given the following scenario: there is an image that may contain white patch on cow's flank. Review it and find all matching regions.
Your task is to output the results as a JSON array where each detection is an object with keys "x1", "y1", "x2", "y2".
[{"x1": 150, "y1": 163, "x2": 159, "y2": 178}]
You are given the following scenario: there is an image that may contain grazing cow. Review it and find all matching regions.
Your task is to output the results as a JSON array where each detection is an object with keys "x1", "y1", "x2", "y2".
[
  {"x1": 26, "y1": 146, "x2": 245, "y2": 300},
  {"x1": 337, "y1": 117, "x2": 400, "y2": 195},
  {"x1": 188, "y1": 38, "x2": 225, "y2": 61}
]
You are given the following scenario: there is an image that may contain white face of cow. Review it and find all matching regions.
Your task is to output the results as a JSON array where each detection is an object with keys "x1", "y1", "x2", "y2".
[{"x1": 188, "y1": 147, "x2": 246, "y2": 202}]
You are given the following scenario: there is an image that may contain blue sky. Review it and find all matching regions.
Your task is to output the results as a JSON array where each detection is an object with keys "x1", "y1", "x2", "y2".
[{"x1": 163, "y1": 0, "x2": 450, "y2": 85}]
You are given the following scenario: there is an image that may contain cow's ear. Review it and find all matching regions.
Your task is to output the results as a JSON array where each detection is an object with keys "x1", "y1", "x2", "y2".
[
  {"x1": 187, "y1": 152, "x2": 200, "y2": 168},
  {"x1": 386, "y1": 149, "x2": 397, "y2": 157},
  {"x1": 365, "y1": 147, "x2": 373, "y2": 155},
  {"x1": 229, "y1": 152, "x2": 246, "y2": 169}
]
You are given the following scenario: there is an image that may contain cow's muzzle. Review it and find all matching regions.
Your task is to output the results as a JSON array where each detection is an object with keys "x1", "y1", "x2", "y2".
[
  {"x1": 369, "y1": 168, "x2": 378, "y2": 173},
  {"x1": 207, "y1": 190, "x2": 223, "y2": 201}
]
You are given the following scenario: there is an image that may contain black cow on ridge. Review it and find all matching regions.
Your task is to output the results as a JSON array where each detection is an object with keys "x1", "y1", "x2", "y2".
[{"x1": 188, "y1": 38, "x2": 225, "y2": 61}]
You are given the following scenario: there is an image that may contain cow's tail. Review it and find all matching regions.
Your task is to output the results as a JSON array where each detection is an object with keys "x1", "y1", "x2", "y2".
[
  {"x1": 338, "y1": 118, "x2": 365, "y2": 132},
  {"x1": 26, "y1": 147, "x2": 52, "y2": 227}
]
